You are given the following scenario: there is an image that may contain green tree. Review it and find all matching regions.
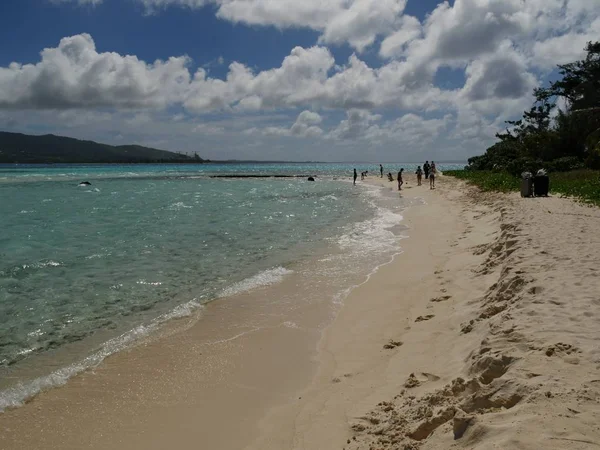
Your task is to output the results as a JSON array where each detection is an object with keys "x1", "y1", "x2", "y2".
[{"x1": 468, "y1": 41, "x2": 600, "y2": 173}]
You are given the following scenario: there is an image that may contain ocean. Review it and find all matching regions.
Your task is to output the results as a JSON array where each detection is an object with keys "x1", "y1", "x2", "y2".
[{"x1": 0, "y1": 162, "x2": 463, "y2": 410}]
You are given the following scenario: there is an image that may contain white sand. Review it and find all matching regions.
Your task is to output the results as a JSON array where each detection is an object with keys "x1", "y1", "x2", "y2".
[{"x1": 248, "y1": 174, "x2": 600, "y2": 449}]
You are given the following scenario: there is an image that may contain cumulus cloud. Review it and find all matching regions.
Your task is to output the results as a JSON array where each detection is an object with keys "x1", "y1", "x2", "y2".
[
  {"x1": 316, "y1": 0, "x2": 407, "y2": 52},
  {"x1": 185, "y1": 46, "x2": 335, "y2": 112},
  {"x1": 185, "y1": 50, "x2": 456, "y2": 114},
  {"x1": 216, "y1": 0, "x2": 341, "y2": 29},
  {"x1": 327, "y1": 109, "x2": 382, "y2": 140},
  {"x1": 378, "y1": 113, "x2": 452, "y2": 144},
  {"x1": 326, "y1": 110, "x2": 452, "y2": 146},
  {"x1": 530, "y1": 18, "x2": 600, "y2": 69},
  {"x1": 291, "y1": 110, "x2": 323, "y2": 137},
  {"x1": 460, "y1": 44, "x2": 536, "y2": 102},
  {"x1": 132, "y1": 0, "x2": 600, "y2": 59},
  {"x1": 4, "y1": 0, "x2": 600, "y2": 154},
  {"x1": 0, "y1": 34, "x2": 190, "y2": 109},
  {"x1": 379, "y1": 15, "x2": 422, "y2": 59},
  {"x1": 245, "y1": 110, "x2": 323, "y2": 138},
  {"x1": 139, "y1": 0, "x2": 407, "y2": 52},
  {"x1": 242, "y1": 109, "x2": 453, "y2": 149}
]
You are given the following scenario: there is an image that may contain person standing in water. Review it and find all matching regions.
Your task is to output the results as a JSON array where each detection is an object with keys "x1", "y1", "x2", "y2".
[
  {"x1": 423, "y1": 161, "x2": 430, "y2": 180},
  {"x1": 397, "y1": 168, "x2": 404, "y2": 191},
  {"x1": 430, "y1": 161, "x2": 436, "y2": 189},
  {"x1": 353, "y1": 168, "x2": 358, "y2": 185},
  {"x1": 416, "y1": 165, "x2": 423, "y2": 186},
  {"x1": 380, "y1": 164, "x2": 383, "y2": 178}
]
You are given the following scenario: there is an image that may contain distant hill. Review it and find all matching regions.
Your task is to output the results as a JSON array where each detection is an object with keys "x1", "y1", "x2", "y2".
[{"x1": 0, "y1": 132, "x2": 205, "y2": 164}]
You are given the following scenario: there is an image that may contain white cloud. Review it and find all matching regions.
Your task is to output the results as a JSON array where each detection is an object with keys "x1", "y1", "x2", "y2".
[
  {"x1": 216, "y1": 0, "x2": 341, "y2": 29},
  {"x1": 0, "y1": 34, "x2": 190, "y2": 109},
  {"x1": 531, "y1": 18, "x2": 600, "y2": 69},
  {"x1": 290, "y1": 110, "x2": 323, "y2": 137},
  {"x1": 327, "y1": 109, "x2": 381, "y2": 140},
  {"x1": 316, "y1": 0, "x2": 407, "y2": 52},
  {"x1": 185, "y1": 46, "x2": 335, "y2": 112},
  {"x1": 326, "y1": 110, "x2": 452, "y2": 146},
  {"x1": 460, "y1": 44, "x2": 536, "y2": 103},
  {"x1": 379, "y1": 15, "x2": 422, "y2": 59},
  {"x1": 245, "y1": 110, "x2": 323, "y2": 138},
  {"x1": 139, "y1": 0, "x2": 407, "y2": 52},
  {"x1": 5, "y1": 0, "x2": 600, "y2": 160}
]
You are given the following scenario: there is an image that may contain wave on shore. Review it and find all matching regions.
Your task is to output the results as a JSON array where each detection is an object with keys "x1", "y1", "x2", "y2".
[{"x1": 0, "y1": 298, "x2": 203, "y2": 412}]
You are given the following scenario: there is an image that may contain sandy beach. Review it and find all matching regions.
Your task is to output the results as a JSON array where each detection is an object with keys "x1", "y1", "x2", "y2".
[
  {"x1": 2, "y1": 173, "x2": 600, "y2": 449},
  {"x1": 271, "y1": 174, "x2": 600, "y2": 450}
]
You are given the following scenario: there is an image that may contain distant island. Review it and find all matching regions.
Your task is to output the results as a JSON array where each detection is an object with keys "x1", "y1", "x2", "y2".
[{"x1": 0, "y1": 132, "x2": 206, "y2": 164}]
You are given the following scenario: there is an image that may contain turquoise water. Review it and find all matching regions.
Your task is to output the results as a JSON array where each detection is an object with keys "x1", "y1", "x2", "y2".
[
  {"x1": 0, "y1": 162, "x2": 465, "y2": 182},
  {"x1": 0, "y1": 162, "x2": 463, "y2": 409}
]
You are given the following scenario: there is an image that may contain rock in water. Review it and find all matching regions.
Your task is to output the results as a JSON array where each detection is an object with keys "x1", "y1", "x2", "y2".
[
  {"x1": 78, "y1": 181, "x2": 92, "y2": 186},
  {"x1": 307, "y1": 176, "x2": 315, "y2": 181}
]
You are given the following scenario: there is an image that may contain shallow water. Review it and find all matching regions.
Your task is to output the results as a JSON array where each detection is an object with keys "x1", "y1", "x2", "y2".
[{"x1": 0, "y1": 162, "x2": 462, "y2": 410}]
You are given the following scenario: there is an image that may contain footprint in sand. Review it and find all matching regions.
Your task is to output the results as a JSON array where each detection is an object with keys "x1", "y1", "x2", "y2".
[
  {"x1": 422, "y1": 372, "x2": 441, "y2": 382},
  {"x1": 545, "y1": 343, "x2": 581, "y2": 357},
  {"x1": 431, "y1": 295, "x2": 452, "y2": 302},
  {"x1": 404, "y1": 372, "x2": 440, "y2": 388},
  {"x1": 383, "y1": 339, "x2": 403, "y2": 349},
  {"x1": 415, "y1": 314, "x2": 435, "y2": 322}
]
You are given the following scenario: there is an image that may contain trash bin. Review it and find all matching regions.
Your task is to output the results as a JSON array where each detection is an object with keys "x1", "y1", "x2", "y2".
[
  {"x1": 533, "y1": 169, "x2": 549, "y2": 197},
  {"x1": 521, "y1": 172, "x2": 534, "y2": 197},
  {"x1": 534, "y1": 175, "x2": 549, "y2": 196}
]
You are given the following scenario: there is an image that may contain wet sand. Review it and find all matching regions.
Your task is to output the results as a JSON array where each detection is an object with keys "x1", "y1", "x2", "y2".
[
  {"x1": 0, "y1": 265, "x2": 341, "y2": 449},
  {"x1": 3, "y1": 173, "x2": 600, "y2": 449}
]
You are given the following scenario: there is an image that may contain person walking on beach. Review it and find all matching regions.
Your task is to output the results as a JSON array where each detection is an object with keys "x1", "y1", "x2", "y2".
[
  {"x1": 353, "y1": 168, "x2": 357, "y2": 185},
  {"x1": 416, "y1": 166, "x2": 423, "y2": 186},
  {"x1": 397, "y1": 168, "x2": 404, "y2": 191},
  {"x1": 423, "y1": 161, "x2": 430, "y2": 180},
  {"x1": 430, "y1": 161, "x2": 436, "y2": 189},
  {"x1": 380, "y1": 164, "x2": 383, "y2": 178}
]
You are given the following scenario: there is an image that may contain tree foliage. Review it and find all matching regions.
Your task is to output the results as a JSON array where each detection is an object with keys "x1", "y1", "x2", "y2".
[{"x1": 466, "y1": 42, "x2": 600, "y2": 175}]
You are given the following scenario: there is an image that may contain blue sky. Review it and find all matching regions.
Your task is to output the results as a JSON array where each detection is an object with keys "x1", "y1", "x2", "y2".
[{"x1": 0, "y1": 0, "x2": 598, "y2": 161}]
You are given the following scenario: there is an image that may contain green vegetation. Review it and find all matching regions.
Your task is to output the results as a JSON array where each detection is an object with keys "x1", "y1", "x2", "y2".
[
  {"x1": 449, "y1": 41, "x2": 600, "y2": 206},
  {"x1": 0, "y1": 132, "x2": 205, "y2": 164},
  {"x1": 464, "y1": 41, "x2": 600, "y2": 176},
  {"x1": 446, "y1": 170, "x2": 600, "y2": 206},
  {"x1": 445, "y1": 170, "x2": 520, "y2": 192}
]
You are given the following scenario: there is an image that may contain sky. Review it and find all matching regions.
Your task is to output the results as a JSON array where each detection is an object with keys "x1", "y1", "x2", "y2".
[{"x1": 0, "y1": 0, "x2": 599, "y2": 162}]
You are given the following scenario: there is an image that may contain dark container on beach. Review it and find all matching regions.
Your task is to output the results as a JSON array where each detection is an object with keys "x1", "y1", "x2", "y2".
[
  {"x1": 534, "y1": 175, "x2": 549, "y2": 197},
  {"x1": 520, "y1": 176, "x2": 534, "y2": 198}
]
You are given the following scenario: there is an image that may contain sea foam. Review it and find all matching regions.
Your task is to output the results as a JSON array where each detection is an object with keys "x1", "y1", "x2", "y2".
[
  {"x1": 218, "y1": 267, "x2": 293, "y2": 298},
  {"x1": 0, "y1": 299, "x2": 203, "y2": 412}
]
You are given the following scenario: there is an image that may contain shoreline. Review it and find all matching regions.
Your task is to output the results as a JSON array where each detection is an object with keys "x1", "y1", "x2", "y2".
[
  {"x1": 246, "y1": 174, "x2": 472, "y2": 449},
  {"x1": 2, "y1": 173, "x2": 599, "y2": 449},
  {"x1": 251, "y1": 174, "x2": 600, "y2": 449},
  {"x1": 0, "y1": 175, "x2": 409, "y2": 449}
]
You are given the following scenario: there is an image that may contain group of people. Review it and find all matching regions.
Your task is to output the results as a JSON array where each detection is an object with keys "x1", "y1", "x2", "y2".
[
  {"x1": 416, "y1": 160, "x2": 437, "y2": 189},
  {"x1": 354, "y1": 161, "x2": 437, "y2": 190}
]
